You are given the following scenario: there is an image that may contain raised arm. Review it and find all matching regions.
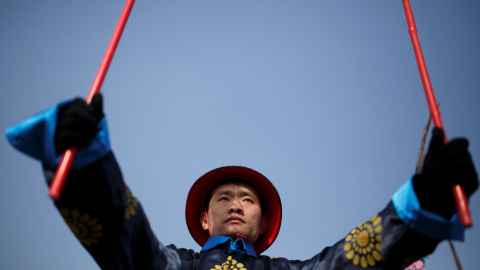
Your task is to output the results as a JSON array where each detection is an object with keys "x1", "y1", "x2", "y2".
[
  {"x1": 7, "y1": 95, "x2": 181, "y2": 269},
  {"x1": 285, "y1": 128, "x2": 478, "y2": 269}
]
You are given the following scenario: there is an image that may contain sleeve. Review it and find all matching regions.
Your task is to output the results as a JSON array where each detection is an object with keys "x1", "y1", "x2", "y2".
[
  {"x1": 284, "y1": 201, "x2": 440, "y2": 269},
  {"x1": 282, "y1": 176, "x2": 469, "y2": 269},
  {"x1": 43, "y1": 153, "x2": 182, "y2": 269}
]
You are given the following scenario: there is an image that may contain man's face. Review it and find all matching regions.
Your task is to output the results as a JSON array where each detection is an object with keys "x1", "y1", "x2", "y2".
[{"x1": 201, "y1": 182, "x2": 268, "y2": 242}]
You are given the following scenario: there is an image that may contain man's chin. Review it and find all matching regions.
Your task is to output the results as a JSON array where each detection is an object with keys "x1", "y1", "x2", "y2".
[
  {"x1": 222, "y1": 229, "x2": 250, "y2": 239},
  {"x1": 214, "y1": 225, "x2": 255, "y2": 240}
]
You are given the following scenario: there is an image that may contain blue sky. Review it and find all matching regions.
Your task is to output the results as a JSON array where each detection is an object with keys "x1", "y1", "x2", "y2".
[{"x1": 1, "y1": 1, "x2": 479, "y2": 269}]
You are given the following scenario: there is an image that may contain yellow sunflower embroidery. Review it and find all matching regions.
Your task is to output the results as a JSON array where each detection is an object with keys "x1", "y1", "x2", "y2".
[
  {"x1": 344, "y1": 215, "x2": 382, "y2": 268},
  {"x1": 125, "y1": 185, "x2": 138, "y2": 220},
  {"x1": 60, "y1": 208, "x2": 103, "y2": 247},
  {"x1": 210, "y1": 255, "x2": 247, "y2": 270}
]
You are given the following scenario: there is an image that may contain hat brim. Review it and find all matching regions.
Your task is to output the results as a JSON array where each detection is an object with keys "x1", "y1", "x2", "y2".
[{"x1": 186, "y1": 166, "x2": 282, "y2": 254}]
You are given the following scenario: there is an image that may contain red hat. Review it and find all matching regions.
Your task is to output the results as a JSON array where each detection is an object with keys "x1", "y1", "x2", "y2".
[{"x1": 185, "y1": 166, "x2": 282, "y2": 254}]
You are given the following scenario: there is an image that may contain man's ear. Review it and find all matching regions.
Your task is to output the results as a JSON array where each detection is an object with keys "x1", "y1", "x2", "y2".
[
  {"x1": 260, "y1": 216, "x2": 269, "y2": 234},
  {"x1": 200, "y1": 212, "x2": 209, "y2": 231}
]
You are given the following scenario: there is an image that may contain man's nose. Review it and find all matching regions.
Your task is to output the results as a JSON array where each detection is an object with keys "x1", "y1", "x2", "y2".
[{"x1": 229, "y1": 200, "x2": 243, "y2": 214}]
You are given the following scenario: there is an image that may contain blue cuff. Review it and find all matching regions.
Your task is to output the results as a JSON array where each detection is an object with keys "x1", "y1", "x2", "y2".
[
  {"x1": 6, "y1": 99, "x2": 110, "y2": 170},
  {"x1": 392, "y1": 177, "x2": 465, "y2": 241}
]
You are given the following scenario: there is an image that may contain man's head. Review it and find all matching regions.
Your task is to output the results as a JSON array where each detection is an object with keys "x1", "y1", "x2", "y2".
[
  {"x1": 200, "y1": 180, "x2": 269, "y2": 242},
  {"x1": 185, "y1": 166, "x2": 282, "y2": 254}
]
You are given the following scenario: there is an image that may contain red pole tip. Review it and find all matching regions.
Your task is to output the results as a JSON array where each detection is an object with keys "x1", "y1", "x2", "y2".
[
  {"x1": 49, "y1": 147, "x2": 77, "y2": 201},
  {"x1": 453, "y1": 184, "x2": 472, "y2": 227}
]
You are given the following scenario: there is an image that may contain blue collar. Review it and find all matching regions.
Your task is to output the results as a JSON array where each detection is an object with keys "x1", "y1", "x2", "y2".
[{"x1": 201, "y1": 236, "x2": 257, "y2": 257}]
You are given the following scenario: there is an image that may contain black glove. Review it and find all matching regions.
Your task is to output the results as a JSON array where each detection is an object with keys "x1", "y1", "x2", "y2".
[
  {"x1": 413, "y1": 127, "x2": 478, "y2": 218},
  {"x1": 55, "y1": 93, "x2": 104, "y2": 155}
]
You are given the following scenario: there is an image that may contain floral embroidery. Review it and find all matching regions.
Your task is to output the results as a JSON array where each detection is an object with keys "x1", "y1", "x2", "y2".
[
  {"x1": 211, "y1": 255, "x2": 247, "y2": 270},
  {"x1": 60, "y1": 208, "x2": 103, "y2": 247},
  {"x1": 344, "y1": 215, "x2": 382, "y2": 268},
  {"x1": 125, "y1": 185, "x2": 138, "y2": 220}
]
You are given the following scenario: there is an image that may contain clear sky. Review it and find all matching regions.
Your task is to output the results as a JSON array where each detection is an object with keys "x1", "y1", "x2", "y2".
[{"x1": 1, "y1": 1, "x2": 479, "y2": 269}]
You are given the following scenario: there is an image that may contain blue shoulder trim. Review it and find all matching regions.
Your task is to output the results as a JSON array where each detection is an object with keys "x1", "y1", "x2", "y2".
[
  {"x1": 392, "y1": 176, "x2": 465, "y2": 241},
  {"x1": 6, "y1": 99, "x2": 110, "y2": 169}
]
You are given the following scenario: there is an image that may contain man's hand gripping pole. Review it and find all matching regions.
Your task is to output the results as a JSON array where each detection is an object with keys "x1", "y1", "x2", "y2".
[
  {"x1": 402, "y1": 0, "x2": 472, "y2": 227},
  {"x1": 49, "y1": 0, "x2": 136, "y2": 201}
]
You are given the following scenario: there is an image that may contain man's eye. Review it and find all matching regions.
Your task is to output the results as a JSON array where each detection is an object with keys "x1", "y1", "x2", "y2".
[
  {"x1": 244, "y1": 198, "x2": 254, "y2": 203},
  {"x1": 219, "y1": 197, "x2": 229, "y2": 201}
]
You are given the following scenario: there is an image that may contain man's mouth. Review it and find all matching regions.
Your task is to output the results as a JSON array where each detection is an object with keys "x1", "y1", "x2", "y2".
[{"x1": 225, "y1": 216, "x2": 245, "y2": 223}]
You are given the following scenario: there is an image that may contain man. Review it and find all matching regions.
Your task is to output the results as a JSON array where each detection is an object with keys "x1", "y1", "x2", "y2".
[
  {"x1": 186, "y1": 166, "x2": 281, "y2": 255},
  {"x1": 6, "y1": 94, "x2": 478, "y2": 269}
]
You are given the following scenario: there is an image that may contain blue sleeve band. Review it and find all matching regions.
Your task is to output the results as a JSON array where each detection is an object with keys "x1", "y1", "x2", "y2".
[
  {"x1": 392, "y1": 176, "x2": 465, "y2": 241},
  {"x1": 5, "y1": 99, "x2": 110, "y2": 170}
]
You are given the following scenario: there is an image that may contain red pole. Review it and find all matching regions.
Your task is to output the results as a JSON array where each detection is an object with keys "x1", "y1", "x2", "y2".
[
  {"x1": 402, "y1": 0, "x2": 472, "y2": 227},
  {"x1": 49, "y1": 0, "x2": 136, "y2": 201}
]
